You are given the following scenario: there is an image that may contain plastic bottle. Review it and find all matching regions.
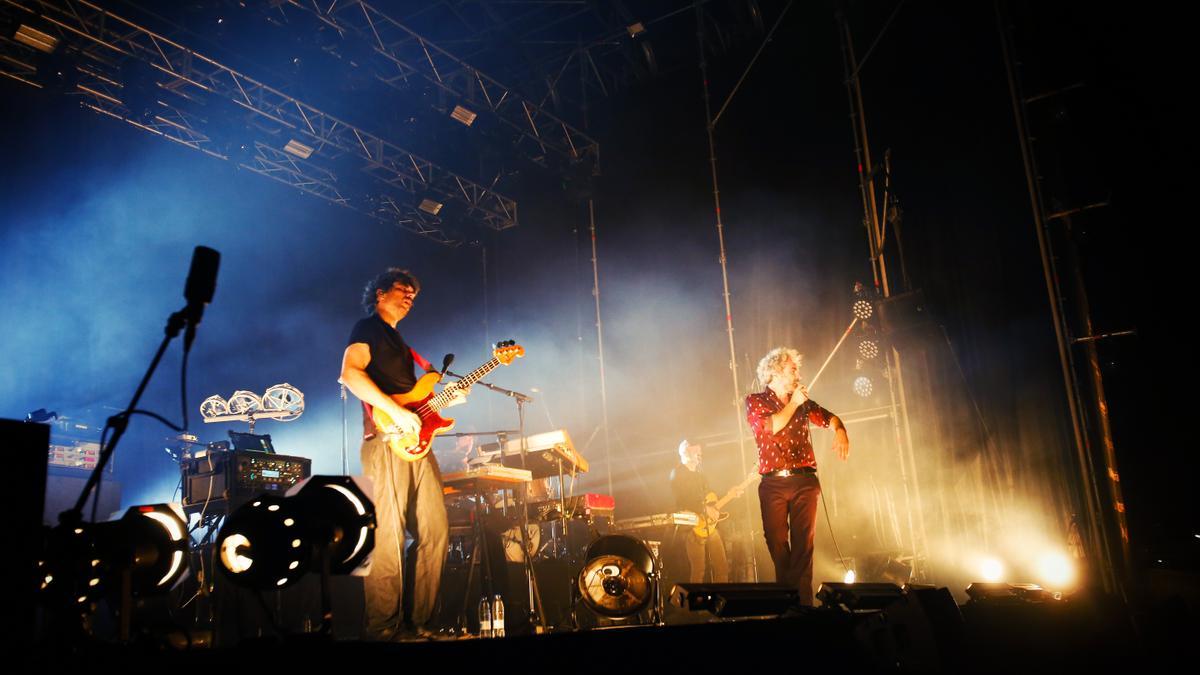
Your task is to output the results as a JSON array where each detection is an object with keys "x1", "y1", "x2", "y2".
[
  {"x1": 478, "y1": 594, "x2": 493, "y2": 638},
  {"x1": 492, "y1": 594, "x2": 505, "y2": 638}
]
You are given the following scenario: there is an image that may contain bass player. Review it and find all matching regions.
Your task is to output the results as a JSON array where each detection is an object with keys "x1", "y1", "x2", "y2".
[{"x1": 340, "y1": 267, "x2": 468, "y2": 641}]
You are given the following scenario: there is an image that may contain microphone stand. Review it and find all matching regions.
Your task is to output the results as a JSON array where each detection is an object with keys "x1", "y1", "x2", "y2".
[
  {"x1": 64, "y1": 307, "x2": 193, "y2": 526},
  {"x1": 445, "y1": 370, "x2": 546, "y2": 633}
]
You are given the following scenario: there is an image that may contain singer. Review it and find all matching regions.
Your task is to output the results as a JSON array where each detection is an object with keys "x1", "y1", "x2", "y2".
[
  {"x1": 745, "y1": 347, "x2": 850, "y2": 605},
  {"x1": 339, "y1": 268, "x2": 463, "y2": 641}
]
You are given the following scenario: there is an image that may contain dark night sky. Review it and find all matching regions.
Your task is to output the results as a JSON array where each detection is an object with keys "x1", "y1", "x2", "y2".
[{"x1": 1, "y1": 0, "x2": 1191, "y2": 581}]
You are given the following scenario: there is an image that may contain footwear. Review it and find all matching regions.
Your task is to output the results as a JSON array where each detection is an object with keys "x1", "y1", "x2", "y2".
[{"x1": 413, "y1": 626, "x2": 454, "y2": 641}]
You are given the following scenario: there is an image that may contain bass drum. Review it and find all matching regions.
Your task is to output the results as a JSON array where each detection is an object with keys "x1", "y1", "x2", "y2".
[
  {"x1": 501, "y1": 523, "x2": 541, "y2": 563},
  {"x1": 576, "y1": 534, "x2": 657, "y2": 619}
]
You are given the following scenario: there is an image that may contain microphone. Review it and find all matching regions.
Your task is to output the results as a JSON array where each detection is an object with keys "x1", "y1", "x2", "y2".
[
  {"x1": 182, "y1": 246, "x2": 220, "y2": 349},
  {"x1": 440, "y1": 353, "x2": 455, "y2": 376}
]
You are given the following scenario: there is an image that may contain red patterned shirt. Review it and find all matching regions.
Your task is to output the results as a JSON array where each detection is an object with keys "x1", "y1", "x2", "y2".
[{"x1": 745, "y1": 390, "x2": 833, "y2": 473}]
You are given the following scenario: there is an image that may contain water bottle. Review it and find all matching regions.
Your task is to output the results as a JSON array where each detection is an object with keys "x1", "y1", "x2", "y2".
[
  {"x1": 477, "y1": 594, "x2": 493, "y2": 638},
  {"x1": 492, "y1": 594, "x2": 505, "y2": 638}
]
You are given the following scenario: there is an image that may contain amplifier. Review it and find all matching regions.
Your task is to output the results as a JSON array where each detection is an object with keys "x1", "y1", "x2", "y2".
[{"x1": 181, "y1": 449, "x2": 311, "y2": 510}]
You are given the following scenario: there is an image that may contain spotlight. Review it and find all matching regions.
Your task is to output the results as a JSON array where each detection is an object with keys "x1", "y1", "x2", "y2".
[
  {"x1": 626, "y1": 22, "x2": 646, "y2": 38},
  {"x1": 199, "y1": 395, "x2": 228, "y2": 419},
  {"x1": 852, "y1": 299, "x2": 874, "y2": 320},
  {"x1": 283, "y1": 139, "x2": 313, "y2": 159},
  {"x1": 216, "y1": 475, "x2": 375, "y2": 590},
  {"x1": 816, "y1": 582, "x2": 904, "y2": 611},
  {"x1": 853, "y1": 375, "x2": 873, "y2": 397},
  {"x1": 858, "y1": 338, "x2": 879, "y2": 360},
  {"x1": 14, "y1": 24, "x2": 59, "y2": 53},
  {"x1": 576, "y1": 535, "x2": 658, "y2": 621},
  {"x1": 261, "y1": 383, "x2": 305, "y2": 422},
  {"x1": 40, "y1": 504, "x2": 189, "y2": 608},
  {"x1": 450, "y1": 105, "x2": 477, "y2": 126},
  {"x1": 418, "y1": 198, "x2": 444, "y2": 216},
  {"x1": 227, "y1": 390, "x2": 263, "y2": 415},
  {"x1": 1036, "y1": 552, "x2": 1075, "y2": 588},
  {"x1": 980, "y1": 557, "x2": 1004, "y2": 582},
  {"x1": 965, "y1": 582, "x2": 1058, "y2": 603},
  {"x1": 844, "y1": 569, "x2": 857, "y2": 584}
]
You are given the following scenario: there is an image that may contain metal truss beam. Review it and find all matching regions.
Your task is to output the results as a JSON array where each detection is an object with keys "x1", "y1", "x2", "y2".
[
  {"x1": 273, "y1": 0, "x2": 599, "y2": 170},
  {"x1": 0, "y1": 0, "x2": 516, "y2": 244}
]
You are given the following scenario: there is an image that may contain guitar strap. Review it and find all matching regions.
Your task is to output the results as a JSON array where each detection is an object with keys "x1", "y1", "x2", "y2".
[{"x1": 361, "y1": 347, "x2": 436, "y2": 440}]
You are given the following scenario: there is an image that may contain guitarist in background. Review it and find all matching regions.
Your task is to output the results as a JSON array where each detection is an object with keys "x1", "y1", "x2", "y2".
[
  {"x1": 340, "y1": 268, "x2": 466, "y2": 641},
  {"x1": 669, "y1": 440, "x2": 736, "y2": 583}
]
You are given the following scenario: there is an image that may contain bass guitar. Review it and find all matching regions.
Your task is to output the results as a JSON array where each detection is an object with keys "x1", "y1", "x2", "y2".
[
  {"x1": 371, "y1": 340, "x2": 524, "y2": 461},
  {"x1": 694, "y1": 469, "x2": 760, "y2": 538}
]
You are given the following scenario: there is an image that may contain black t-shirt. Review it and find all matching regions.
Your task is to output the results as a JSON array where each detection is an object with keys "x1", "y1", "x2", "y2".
[
  {"x1": 348, "y1": 314, "x2": 418, "y2": 395},
  {"x1": 669, "y1": 465, "x2": 710, "y2": 512}
]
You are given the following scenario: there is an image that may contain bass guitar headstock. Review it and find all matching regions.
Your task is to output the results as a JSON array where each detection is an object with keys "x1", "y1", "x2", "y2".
[{"x1": 493, "y1": 339, "x2": 525, "y2": 365}]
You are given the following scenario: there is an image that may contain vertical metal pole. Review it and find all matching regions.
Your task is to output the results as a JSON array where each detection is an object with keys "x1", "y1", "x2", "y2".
[
  {"x1": 696, "y1": 3, "x2": 757, "y2": 581},
  {"x1": 994, "y1": 0, "x2": 1118, "y2": 592},
  {"x1": 588, "y1": 198, "x2": 614, "y2": 498},
  {"x1": 838, "y1": 9, "x2": 928, "y2": 578}
]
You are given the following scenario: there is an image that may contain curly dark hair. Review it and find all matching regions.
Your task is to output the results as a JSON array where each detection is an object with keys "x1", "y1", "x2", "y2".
[{"x1": 361, "y1": 268, "x2": 421, "y2": 314}]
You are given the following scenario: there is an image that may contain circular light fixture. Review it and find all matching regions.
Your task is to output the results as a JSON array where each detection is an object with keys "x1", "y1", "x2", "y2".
[
  {"x1": 217, "y1": 495, "x2": 311, "y2": 589},
  {"x1": 216, "y1": 476, "x2": 375, "y2": 590},
  {"x1": 1036, "y1": 552, "x2": 1075, "y2": 588},
  {"x1": 981, "y1": 558, "x2": 1004, "y2": 583},
  {"x1": 577, "y1": 535, "x2": 657, "y2": 620},
  {"x1": 226, "y1": 390, "x2": 263, "y2": 415},
  {"x1": 199, "y1": 395, "x2": 228, "y2": 419},
  {"x1": 39, "y1": 504, "x2": 189, "y2": 610},
  {"x1": 852, "y1": 299, "x2": 874, "y2": 320},
  {"x1": 858, "y1": 339, "x2": 879, "y2": 360},
  {"x1": 853, "y1": 376, "x2": 873, "y2": 397},
  {"x1": 262, "y1": 383, "x2": 305, "y2": 422}
]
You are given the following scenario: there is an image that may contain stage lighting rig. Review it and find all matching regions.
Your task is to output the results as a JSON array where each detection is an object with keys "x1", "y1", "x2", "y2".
[
  {"x1": 39, "y1": 504, "x2": 189, "y2": 638},
  {"x1": 215, "y1": 476, "x2": 375, "y2": 634},
  {"x1": 449, "y1": 105, "x2": 477, "y2": 127},
  {"x1": 852, "y1": 298, "x2": 874, "y2": 321},
  {"x1": 853, "y1": 375, "x2": 873, "y2": 398},
  {"x1": 858, "y1": 338, "x2": 879, "y2": 360},
  {"x1": 418, "y1": 198, "x2": 444, "y2": 215},
  {"x1": 574, "y1": 534, "x2": 662, "y2": 624},
  {"x1": 200, "y1": 383, "x2": 304, "y2": 432}
]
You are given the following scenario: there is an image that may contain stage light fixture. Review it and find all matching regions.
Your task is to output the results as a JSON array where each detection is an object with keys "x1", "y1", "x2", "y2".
[
  {"x1": 853, "y1": 375, "x2": 873, "y2": 397},
  {"x1": 852, "y1": 299, "x2": 874, "y2": 320},
  {"x1": 626, "y1": 22, "x2": 646, "y2": 37},
  {"x1": 1036, "y1": 552, "x2": 1075, "y2": 588},
  {"x1": 200, "y1": 395, "x2": 228, "y2": 419},
  {"x1": 283, "y1": 139, "x2": 314, "y2": 159},
  {"x1": 576, "y1": 534, "x2": 658, "y2": 621},
  {"x1": 261, "y1": 383, "x2": 304, "y2": 422},
  {"x1": 858, "y1": 338, "x2": 879, "y2": 360},
  {"x1": 980, "y1": 557, "x2": 1004, "y2": 582},
  {"x1": 226, "y1": 390, "x2": 263, "y2": 415},
  {"x1": 418, "y1": 198, "x2": 444, "y2": 215},
  {"x1": 965, "y1": 582, "x2": 1058, "y2": 603},
  {"x1": 216, "y1": 475, "x2": 375, "y2": 590},
  {"x1": 816, "y1": 582, "x2": 904, "y2": 611},
  {"x1": 844, "y1": 569, "x2": 857, "y2": 584},
  {"x1": 40, "y1": 504, "x2": 189, "y2": 607},
  {"x1": 450, "y1": 105, "x2": 477, "y2": 126},
  {"x1": 15, "y1": 24, "x2": 58, "y2": 53}
]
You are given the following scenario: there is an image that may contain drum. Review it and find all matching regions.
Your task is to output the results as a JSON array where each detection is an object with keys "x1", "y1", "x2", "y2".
[
  {"x1": 501, "y1": 523, "x2": 541, "y2": 562},
  {"x1": 576, "y1": 534, "x2": 657, "y2": 618}
]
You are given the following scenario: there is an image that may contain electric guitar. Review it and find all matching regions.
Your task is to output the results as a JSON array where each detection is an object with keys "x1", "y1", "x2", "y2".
[
  {"x1": 371, "y1": 340, "x2": 525, "y2": 462},
  {"x1": 693, "y1": 469, "x2": 760, "y2": 538}
]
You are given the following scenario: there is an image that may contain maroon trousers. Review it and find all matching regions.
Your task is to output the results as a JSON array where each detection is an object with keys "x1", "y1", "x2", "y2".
[{"x1": 758, "y1": 472, "x2": 821, "y2": 605}]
